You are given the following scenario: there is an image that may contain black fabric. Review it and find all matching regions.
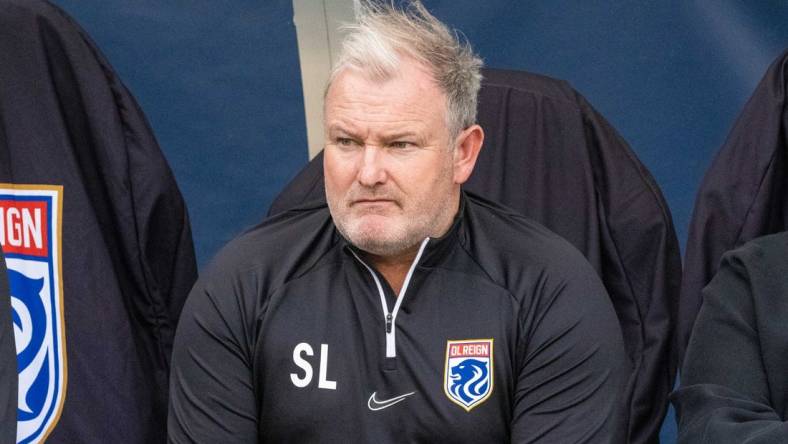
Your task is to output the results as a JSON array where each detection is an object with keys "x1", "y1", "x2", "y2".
[
  {"x1": 170, "y1": 192, "x2": 627, "y2": 443},
  {"x1": 268, "y1": 68, "x2": 681, "y2": 444},
  {"x1": 679, "y1": 49, "x2": 788, "y2": 367},
  {"x1": 672, "y1": 232, "x2": 788, "y2": 443},
  {"x1": 0, "y1": 246, "x2": 16, "y2": 443},
  {"x1": 0, "y1": 1, "x2": 197, "y2": 442}
]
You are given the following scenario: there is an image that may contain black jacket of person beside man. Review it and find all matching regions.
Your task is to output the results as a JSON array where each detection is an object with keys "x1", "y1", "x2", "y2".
[{"x1": 673, "y1": 232, "x2": 788, "y2": 443}]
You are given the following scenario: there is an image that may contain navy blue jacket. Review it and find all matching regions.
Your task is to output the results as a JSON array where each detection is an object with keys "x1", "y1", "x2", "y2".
[{"x1": 0, "y1": 1, "x2": 196, "y2": 441}]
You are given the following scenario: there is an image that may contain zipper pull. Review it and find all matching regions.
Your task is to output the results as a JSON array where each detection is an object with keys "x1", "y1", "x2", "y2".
[{"x1": 386, "y1": 313, "x2": 393, "y2": 333}]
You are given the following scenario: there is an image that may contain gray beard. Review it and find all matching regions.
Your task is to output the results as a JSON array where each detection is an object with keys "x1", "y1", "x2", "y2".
[{"x1": 333, "y1": 218, "x2": 425, "y2": 257}]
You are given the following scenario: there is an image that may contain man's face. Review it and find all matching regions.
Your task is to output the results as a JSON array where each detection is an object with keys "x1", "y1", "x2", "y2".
[{"x1": 323, "y1": 58, "x2": 461, "y2": 258}]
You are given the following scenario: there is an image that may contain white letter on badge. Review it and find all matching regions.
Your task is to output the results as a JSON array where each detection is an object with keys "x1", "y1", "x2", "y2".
[
  {"x1": 290, "y1": 342, "x2": 314, "y2": 388},
  {"x1": 318, "y1": 344, "x2": 337, "y2": 390}
]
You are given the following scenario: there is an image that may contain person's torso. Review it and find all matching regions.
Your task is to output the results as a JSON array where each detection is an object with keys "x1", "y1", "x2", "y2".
[{"x1": 253, "y1": 243, "x2": 519, "y2": 443}]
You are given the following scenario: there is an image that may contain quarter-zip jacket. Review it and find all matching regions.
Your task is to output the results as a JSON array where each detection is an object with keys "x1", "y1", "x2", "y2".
[{"x1": 168, "y1": 192, "x2": 627, "y2": 443}]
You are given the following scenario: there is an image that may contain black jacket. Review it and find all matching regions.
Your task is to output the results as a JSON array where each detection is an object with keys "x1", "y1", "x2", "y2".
[
  {"x1": 673, "y1": 232, "x2": 788, "y2": 443},
  {"x1": 0, "y1": 1, "x2": 196, "y2": 442},
  {"x1": 169, "y1": 193, "x2": 627, "y2": 443},
  {"x1": 679, "y1": 49, "x2": 788, "y2": 366},
  {"x1": 269, "y1": 68, "x2": 680, "y2": 444}
]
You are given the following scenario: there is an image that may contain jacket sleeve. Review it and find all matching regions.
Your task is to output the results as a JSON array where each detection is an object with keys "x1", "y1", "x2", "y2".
[
  {"x1": 167, "y1": 267, "x2": 258, "y2": 443},
  {"x1": 672, "y1": 250, "x2": 788, "y2": 443},
  {"x1": 510, "y1": 254, "x2": 627, "y2": 444}
]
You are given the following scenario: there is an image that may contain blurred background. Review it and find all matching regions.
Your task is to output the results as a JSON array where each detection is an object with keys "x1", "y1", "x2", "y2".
[{"x1": 49, "y1": 1, "x2": 788, "y2": 441}]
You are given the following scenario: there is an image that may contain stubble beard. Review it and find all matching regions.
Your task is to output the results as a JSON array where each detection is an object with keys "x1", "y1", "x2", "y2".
[
  {"x1": 333, "y1": 205, "x2": 434, "y2": 257},
  {"x1": 328, "y1": 176, "x2": 457, "y2": 258},
  {"x1": 327, "y1": 191, "x2": 427, "y2": 257}
]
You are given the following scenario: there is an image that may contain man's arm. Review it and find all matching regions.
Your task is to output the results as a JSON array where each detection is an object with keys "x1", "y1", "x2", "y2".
[
  {"x1": 672, "y1": 250, "x2": 788, "y2": 443},
  {"x1": 510, "y1": 257, "x2": 627, "y2": 444},
  {"x1": 168, "y1": 273, "x2": 258, "y2": 443}
]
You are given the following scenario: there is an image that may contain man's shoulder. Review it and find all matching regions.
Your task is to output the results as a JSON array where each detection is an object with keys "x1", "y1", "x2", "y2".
[
  {"x1": 461, "y1": 194, "x2": 619, "y2": 358},
  {"x1": 463, "y1": 193, "x2": 586, "y2": 265},
  {"x1": 461, "y1": 193, "x2": 599, "y2": 292},
  {"x1": 203, "y1": 203, "x2": 338, "y2": 284}
]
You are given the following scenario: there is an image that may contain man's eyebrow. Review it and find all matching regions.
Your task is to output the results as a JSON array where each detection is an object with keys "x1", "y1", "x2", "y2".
[
  {"x1": 327, "y1": 124, "x2": 359, "y2": 137},
  {"x1": 380, "y1": 131, "x2": 418, "y2": 140}
]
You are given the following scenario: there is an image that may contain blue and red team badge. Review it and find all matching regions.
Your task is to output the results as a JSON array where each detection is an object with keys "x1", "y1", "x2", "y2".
[
  {"x1": 444, "y1": 339, "x2": 493, "y2": 411},
  {"x1": 1, "y1": 185, "x2": 66, "y2": 443}
]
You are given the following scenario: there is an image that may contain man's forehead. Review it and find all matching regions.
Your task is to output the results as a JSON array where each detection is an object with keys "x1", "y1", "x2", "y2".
[
  {"x1": 327, "y1": 119, "x2": 426, "y2": 138},
  {"x1": 326, "y1": 58, "x2": 442, "y2": 104}
]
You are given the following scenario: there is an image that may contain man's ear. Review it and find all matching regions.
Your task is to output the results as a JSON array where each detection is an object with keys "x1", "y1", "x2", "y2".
[{"x1": 452, "y1": 124, "x2": 484, "y2": 184}]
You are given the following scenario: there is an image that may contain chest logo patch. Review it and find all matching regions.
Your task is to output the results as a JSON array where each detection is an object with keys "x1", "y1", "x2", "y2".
[
  {"x1": 2, "y1": 184, "x2": 66, "y2": 443},
  {"x1": 444, "y1": 339, "x2": 493, "y2": 411}
]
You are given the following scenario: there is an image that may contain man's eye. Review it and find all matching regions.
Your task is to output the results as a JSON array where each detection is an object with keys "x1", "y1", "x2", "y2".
[
  {"x1": 336, "y1": 138, "x2": 356, "y2": 147},
  {"x1": 390, "y1": 141, "x2": 412, "y2": 149}
]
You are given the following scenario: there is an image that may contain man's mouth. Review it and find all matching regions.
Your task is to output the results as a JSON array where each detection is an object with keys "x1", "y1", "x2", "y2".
[
  {"x1": 354, "y1": 199, "x2": 391, "y2": 203},
  {"x1": 350, "y1": 198, "x2": 399, "y2": 210}
]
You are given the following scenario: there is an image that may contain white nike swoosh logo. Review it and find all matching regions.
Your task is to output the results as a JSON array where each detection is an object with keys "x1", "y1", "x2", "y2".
[{"x1": 367, "y1": 391, "x2": 416, "y2": 411}]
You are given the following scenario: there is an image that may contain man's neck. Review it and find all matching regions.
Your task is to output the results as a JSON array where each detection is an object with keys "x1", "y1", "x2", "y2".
[
  {"x1": 359, "y1": 194, "x2": 461, "y2": 295},
  {"x1": 363, "y1": 245, "x2": 420, "y2": 296}
]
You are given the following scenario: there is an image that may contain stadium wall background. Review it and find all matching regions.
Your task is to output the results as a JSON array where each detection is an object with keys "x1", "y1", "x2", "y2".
[{"x1": 49, "y1": 1, "x2": 788, "y2": 442}]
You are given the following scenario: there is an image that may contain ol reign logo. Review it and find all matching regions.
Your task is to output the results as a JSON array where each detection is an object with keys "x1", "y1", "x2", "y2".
[
  {"x1": 1, "y1": 185, "x2": 66, "y2": 443},
  {"x1": 444, "y1": 339, "x2": 493, "y2": 411}
]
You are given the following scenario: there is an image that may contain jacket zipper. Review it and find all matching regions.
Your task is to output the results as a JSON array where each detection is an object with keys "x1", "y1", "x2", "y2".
[{"x1": 351, "y1": 238, "x2": 430, "y2": 358}]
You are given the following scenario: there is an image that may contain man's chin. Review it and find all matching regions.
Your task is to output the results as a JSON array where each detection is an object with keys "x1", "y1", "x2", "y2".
[
  {"x1": 352, "y1": 237, "x2": 413, "y2": 257},
  {"x1": 334, "y1": 215, "x2": 423, "y2": 257},
  {"x1": 344, "y1": 227, "x2": 412, "y2": 257}
]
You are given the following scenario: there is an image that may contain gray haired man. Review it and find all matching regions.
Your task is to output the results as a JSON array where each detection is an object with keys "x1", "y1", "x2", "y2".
[{"x1": 168, "y1": 2, "x2": 626, "y2": 442}]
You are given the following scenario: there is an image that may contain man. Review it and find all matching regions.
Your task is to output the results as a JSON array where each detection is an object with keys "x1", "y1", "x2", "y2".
[
  {"x1": 672, "y1": 232, "x2": 788, "y2": 443},
  {"x1": 168, "y1": 2, "x2": 626, "y2": 442}
]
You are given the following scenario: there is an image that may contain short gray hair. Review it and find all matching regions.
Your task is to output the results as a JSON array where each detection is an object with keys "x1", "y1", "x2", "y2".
[{"x1": 327, "y1": 0, "x2": 483, "y2": 140}]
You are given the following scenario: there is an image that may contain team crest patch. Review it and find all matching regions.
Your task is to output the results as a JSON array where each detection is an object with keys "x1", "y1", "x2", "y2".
[
  {"x1": 1, "y1": 185, "x2": 66, "y2": 443},
  {"x1": 444, "y1": 339, "x2": 493, "y2": 411}
]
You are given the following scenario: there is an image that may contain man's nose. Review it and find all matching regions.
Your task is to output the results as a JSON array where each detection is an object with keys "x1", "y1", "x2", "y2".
[{"x1": 357, "y1": 145, "x2": 387, "y2": 187}]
